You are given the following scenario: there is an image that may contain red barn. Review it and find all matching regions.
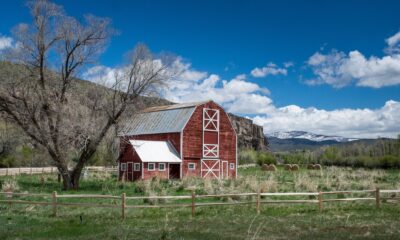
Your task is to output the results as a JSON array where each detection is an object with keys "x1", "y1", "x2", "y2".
[{"x1": 118, "y1": 100, "x2": 237, "y2": 180}]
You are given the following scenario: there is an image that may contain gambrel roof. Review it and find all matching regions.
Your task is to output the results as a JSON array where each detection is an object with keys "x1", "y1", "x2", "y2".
[{"x1": 118, "y1": 101, "x2": 210, "y2": 136}]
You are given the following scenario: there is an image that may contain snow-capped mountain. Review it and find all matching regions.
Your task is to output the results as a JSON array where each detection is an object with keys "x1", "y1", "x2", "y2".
[{"x1": 266, "y1": 131, "x2": 358, "y2": 142}]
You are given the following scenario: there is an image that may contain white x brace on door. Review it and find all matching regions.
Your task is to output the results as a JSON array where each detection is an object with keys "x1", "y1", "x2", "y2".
[{"x1": 201, "y1": 159, "x2": 220, "y2": 179}]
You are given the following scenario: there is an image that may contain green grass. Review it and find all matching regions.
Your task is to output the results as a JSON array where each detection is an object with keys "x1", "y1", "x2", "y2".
[{"x1": 1, "y1": 166, "x2": 400, "y2": 239}]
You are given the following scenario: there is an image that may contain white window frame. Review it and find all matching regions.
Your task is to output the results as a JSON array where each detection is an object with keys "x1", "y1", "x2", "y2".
[
  {"x1": 134, "y1": 163, "x2": 141, "y2": 171},
  {"x1": 188, "y1": 163, "x2": 196, "y2": 170},
  {"x1": 121, "y1": 163, "x2": 127, "y2": 171},
  {"x1": 230, "y1": 163, "x2": 235, "y2": 170},
  {"x1": 159, "y1": 163, "x2": 166, "y2": 171},
  {"x1": 148, "y1": 163, "x2": 155, "y2": 171}
]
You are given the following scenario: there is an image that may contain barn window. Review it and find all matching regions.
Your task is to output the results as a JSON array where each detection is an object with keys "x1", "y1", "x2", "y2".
[
  {"x1": 134, "y1": 163, "x2": 141, "y2": 171},
  {"x1": 230, "y1": 163, "x2": 235, "y2": 170},
  {"x1": 188, "y1": 163, "x2": 196, "y2": 170},
  {"x1": 121, "y1": 163, "x2": 127, "y2": 171},
  {"x1": 148, "y1": 163, "x2": 155, "y2": 171},
  {"x1": 159, "y1": 163, "x2": 166, "y2": 171},
  {"x1": 203, "y1": 109, "x2": 219, "y2": 131}
]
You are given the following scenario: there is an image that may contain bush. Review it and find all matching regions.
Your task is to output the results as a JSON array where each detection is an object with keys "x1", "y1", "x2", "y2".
[
  {"x1": 238, "y1": 149, "x2": 258, "y2": 165},
  {"x1": 379, "y1": 155, "x2": 400, "y2": 169},
  {"x1": 256, "y1": 152, "x2": 277, "y2": 166}
]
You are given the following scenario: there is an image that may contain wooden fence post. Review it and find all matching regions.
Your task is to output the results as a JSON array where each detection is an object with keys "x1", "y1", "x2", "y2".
[
  {"x1": 19, "y1": 168, "x2": 21, "y2": 175},
  {"x1": 256, "y1": 188, "x2": 261, "y2": 214},
  {"x1": 52, "y1": 191, "x2": 57, "y2": 216},
  {"x1": 375, "y1": 187, "x2": 380, "y2": 209},
  {"x1": 121, "y1": 193, "x2": 126, "y2": 220},
  {"x1": 191, "y1": 190, "x2": 196, "y2": 217},
  {"x1": 6, "y1": 168, "x2": 8, "y2": 176},
  {"x1": 30, "y1": 167, "x2": 32, "y2": 175},
  {"x1": 318, "y1": 192, "x2": 323, "y2": 212}
]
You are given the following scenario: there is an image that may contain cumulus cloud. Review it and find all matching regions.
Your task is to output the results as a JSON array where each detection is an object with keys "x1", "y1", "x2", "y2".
[
  {"x1": 385, "y1": 31, "x2": 400, "y2": 54},
  {"x1": 251, "y1": 62, "x2": 289, "y2": 78},
  {"x1": 253, "y1": 100, "x2": 400, "y2": 139},
  {"x1": 307, "y1": 31, "x2": 400, "y2": 88},
  {"x1": 0, "y1": 35, "x2": 13, "y2": 50},
  {"x1": 163, "y1": 62, "x2": 272, "y2": 114},
  {"x1": 81, "y1": 65, "x2": 122, "y2": 87},
  {"x1": 82, "y1": 56, "x2": 399, "y2": 138}
]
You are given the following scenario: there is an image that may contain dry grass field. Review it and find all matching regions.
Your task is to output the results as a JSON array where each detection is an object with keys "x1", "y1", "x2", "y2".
[{"x1": 1, "y1": 166, "x2": 400, "y2": 239}]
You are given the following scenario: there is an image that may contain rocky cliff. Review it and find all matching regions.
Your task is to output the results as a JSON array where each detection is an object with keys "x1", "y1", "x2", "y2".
[{"x1": 228, "y1": 113, "x2": 268, "y2": 151}]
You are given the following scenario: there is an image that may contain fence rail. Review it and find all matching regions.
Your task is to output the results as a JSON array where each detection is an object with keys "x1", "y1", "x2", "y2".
[
  {"x1": 0, "y1": 166, "x2": 118, "y2": 176},
  {"x1": 0, "y1": 188, "x2": 399, "y2": 220}
]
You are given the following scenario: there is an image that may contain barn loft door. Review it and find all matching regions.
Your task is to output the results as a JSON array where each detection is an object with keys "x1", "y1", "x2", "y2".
[{"x1": 203, "y1": 108, "x2": 219, "y2": 158}]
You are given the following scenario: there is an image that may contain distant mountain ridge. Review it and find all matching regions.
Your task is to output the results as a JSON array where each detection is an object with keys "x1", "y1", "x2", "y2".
[
  {"x1": 265, "y1": 131, "x2": 389, "y2": 152},
  {"x1": 267, "y1": 131, "x2": 358, "y2": 143}
]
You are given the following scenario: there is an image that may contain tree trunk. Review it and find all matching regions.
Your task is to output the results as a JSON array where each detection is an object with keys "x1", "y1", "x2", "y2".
[{"x1": 56, "y1": 166, "x2": 85, "y2": 190}]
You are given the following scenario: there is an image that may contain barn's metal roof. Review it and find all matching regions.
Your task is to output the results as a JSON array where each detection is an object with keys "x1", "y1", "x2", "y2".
[
  {"x1": 118, "y1": 105, "x2": 197, "y2": 136},
  {"x1": 142, "y1": 100, "x2": 210, "y2": 113}
]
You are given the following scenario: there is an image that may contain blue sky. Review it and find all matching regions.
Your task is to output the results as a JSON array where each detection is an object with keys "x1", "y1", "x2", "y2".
[{"x1": 1, "y1": 0, "x2": 400, "y2": 138}]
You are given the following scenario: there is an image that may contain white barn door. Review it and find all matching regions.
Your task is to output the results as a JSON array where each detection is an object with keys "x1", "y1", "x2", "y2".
[{"x1": 201, "y1": 159, "x2": 220, "y2": 179}]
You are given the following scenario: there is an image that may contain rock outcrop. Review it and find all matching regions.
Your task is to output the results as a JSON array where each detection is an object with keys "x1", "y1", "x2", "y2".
[{"x1": 228, "y1": 113, "x2": 268, "y2": 151}]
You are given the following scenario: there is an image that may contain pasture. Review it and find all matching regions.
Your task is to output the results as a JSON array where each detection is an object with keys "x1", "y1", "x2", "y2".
[{"x1": 1, "y1": 166, "x2": 400, "y2": 239}]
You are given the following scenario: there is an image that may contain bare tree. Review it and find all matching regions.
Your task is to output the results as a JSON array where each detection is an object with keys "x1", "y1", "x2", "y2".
[{"x1": 0, "y1": 0, "x2": 171, "y2": 189}]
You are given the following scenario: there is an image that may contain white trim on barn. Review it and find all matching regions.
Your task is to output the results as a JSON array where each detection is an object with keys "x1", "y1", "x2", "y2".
[
  {"x1": 202, "y1": 108, "x2": 220, "y2": 159},
  {"x1": 148, "y1": 163, "x2": 155, "y2": 171},
  {"x1": 159, "y1": 163, "x2": 166, "y2": 171},
  {"x1": 134, "y1": 163, "x2": 141, "y2": 171},
  {"x1": 188, "y1": 163, "x2": 196, "y2": 170}
]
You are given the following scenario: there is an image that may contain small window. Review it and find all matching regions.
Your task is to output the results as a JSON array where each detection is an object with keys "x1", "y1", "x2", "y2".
[
  {"x1": 188, "y1": 163, "x2": 196, "y2": 170},
  {"x1": 159, "y1": 163, "x2": 166, "y2": 171},
  {"x1": 121, "y1": 163, "x2": 127, "y2": 171},
  {"x1": 230, "y1": 163, "x2": 235, "y2": 170},
  {"x1": 148, "y1": 163, "x2": 155, "y2": 171},
  {"x1": 134, "y1": 163, "x2": 141, "y2": 171}
]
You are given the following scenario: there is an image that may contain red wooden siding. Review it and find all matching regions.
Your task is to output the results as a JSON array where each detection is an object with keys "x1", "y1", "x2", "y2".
[
  {"x1": 182, "y1": 101, "x2": 237, "y2": 178},
  {"x1": 119, "y1": 145, "x2": 142, "y2": 181},
  {"x1": 142, "y1": 163, "x2": 169, "y2": 179}
]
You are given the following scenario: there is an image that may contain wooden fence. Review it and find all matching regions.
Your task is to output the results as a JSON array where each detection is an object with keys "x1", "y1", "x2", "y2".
[
  {"x1": 0, "y1": 188, "x2": 399, "y2": 220},
  {"x1": 0, "y1": 166, "x2": 118, "y2": 176}
]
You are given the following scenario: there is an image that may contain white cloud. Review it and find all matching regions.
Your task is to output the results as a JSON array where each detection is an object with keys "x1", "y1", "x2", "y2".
[
  {"x1": 82, "y1": 65, "x2": 125, "y2": 88},
  {"x1": 251, "y1": 62, "x2": 289, "y2": 78},
  {"x1": 0, "y1": 35, "x2": 13, "y2": 50},
  {"x1": 385, "y1": 31, "x2": 400, "y2": 54},
  {"x1": 284, "y1": 61, "x2": 294, "y2": 68},
  {"x1": 162, "y1": 62, "x2": 272, "y2": 114},
  {"x1": 253, "y1": 100, "x2": 400, "y2": 139},
  {"x1": 307, "y1": 31, "x2": 400, "y2": 88},
  {"x1": 386, "y1": 31, "x2": 400, "y2": 46},
  {"x1": 83, "y1": 56, "x2": 400, "y2": 138}
]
